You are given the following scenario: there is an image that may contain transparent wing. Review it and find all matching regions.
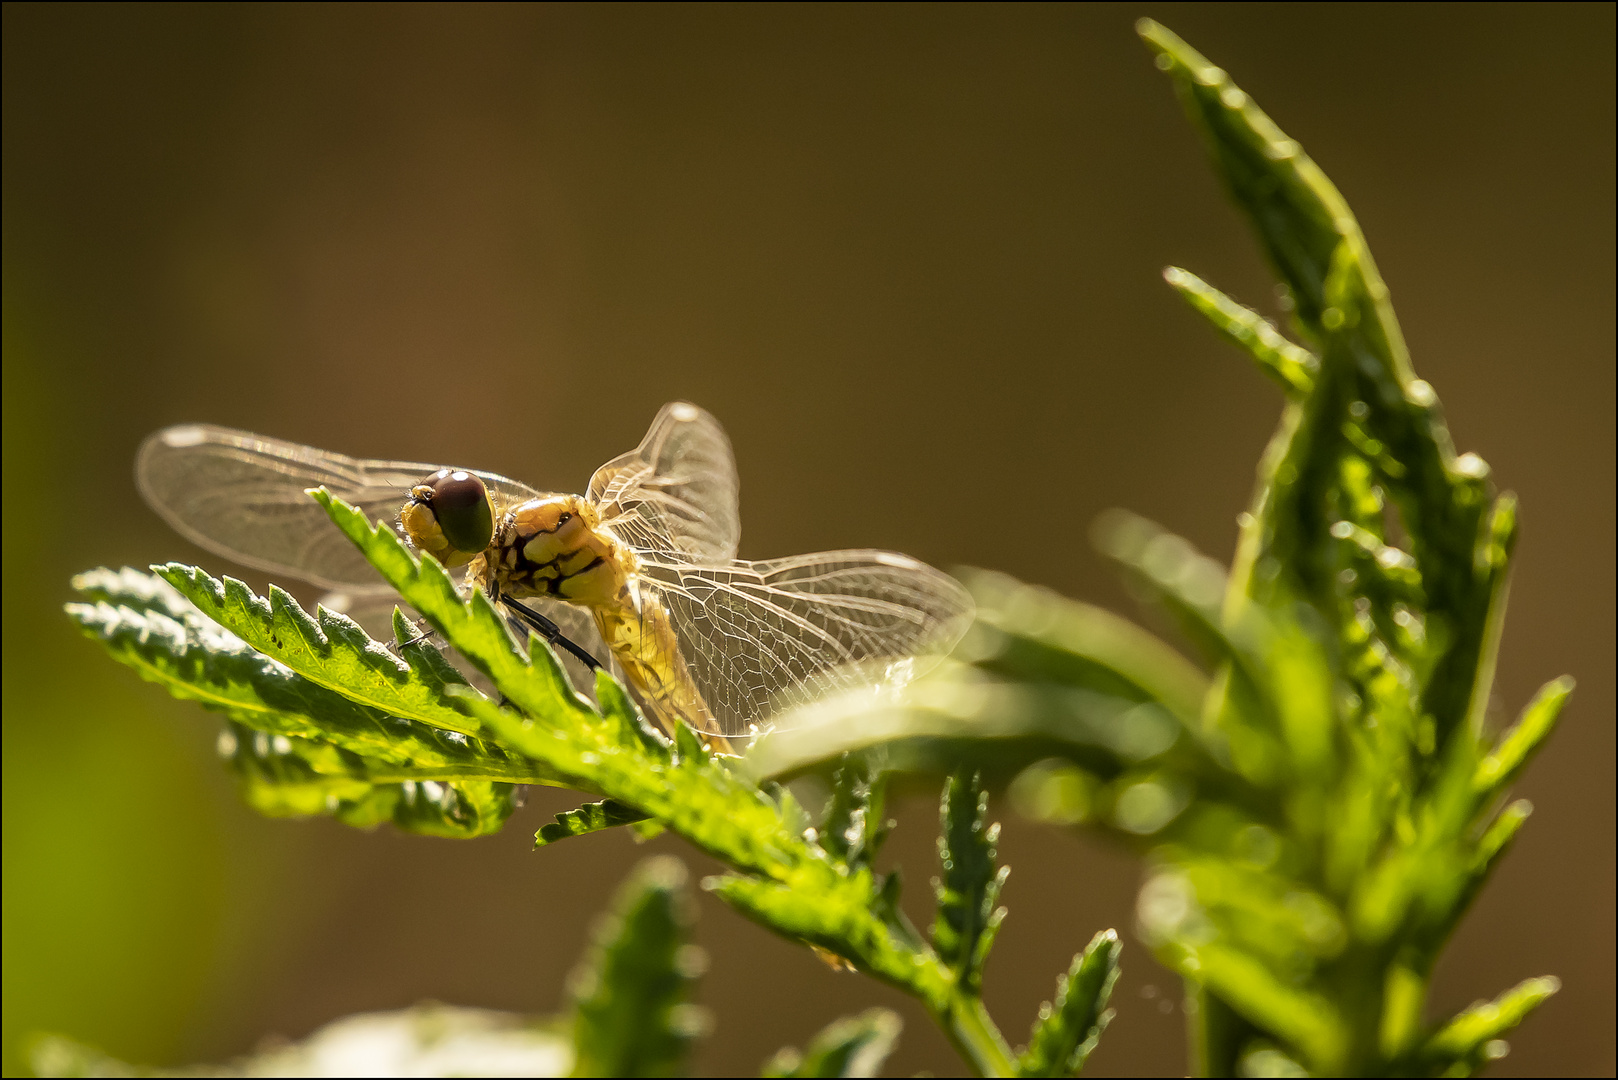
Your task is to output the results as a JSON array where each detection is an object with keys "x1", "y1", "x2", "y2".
[
  {"x1": 637, "y1": 549, "x2": 973, "y2": 737},
  {"x1": 137, "y1": 424, "x2": 543, "y2": 590},
  {"x1": 588, "y1": 402, "x2": 740, "y2": 563}
]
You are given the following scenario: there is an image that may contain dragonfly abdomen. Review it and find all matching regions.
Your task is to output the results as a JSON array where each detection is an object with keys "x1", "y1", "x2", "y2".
[{"x1": 592, "y1": 590, "x2": 729, "y2": 751}]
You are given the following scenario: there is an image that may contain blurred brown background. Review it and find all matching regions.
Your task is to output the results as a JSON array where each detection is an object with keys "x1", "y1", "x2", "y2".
[{"x1": 3, "y1": 3, "x2": 1612, "y2": 1076}]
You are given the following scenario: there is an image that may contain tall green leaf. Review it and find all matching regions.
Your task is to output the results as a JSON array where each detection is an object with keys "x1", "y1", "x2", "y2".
[
  {"x1": 763, "y1": 1009, "x2": 902, "y2": 1079},
  {"x1": 933, "y1": 771, "x2": 1009, "y2": 996},
  {"x1": 1016, "y1": 930, "x2": 1121, "y2": 1078},
  {"x1": 569, "y1": 856, "x2": 707, "y2": 1078}
]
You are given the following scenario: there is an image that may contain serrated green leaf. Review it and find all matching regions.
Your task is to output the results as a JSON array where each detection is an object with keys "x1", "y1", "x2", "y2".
[
  {"x1": 536, "y1": 799, "x2": 651, "y2": 847},
  {"x1": 221, "y1": 720, "x2": 520, "y2": 838},
  {"x1": 1474, "y1": 677, "x2": 1572, "y2": 797},
  {"x1": 569, "y1": 856, "x2": 706, "y2": 1078},
  {"x1": 1136, "y1": 21, "x2": 1400, "y2": 357},
  {"x1": 820, "y1": 754, "x2": 889, "y2": 871},
  {"x1": 763, "y1": 1009, "x2": 903, "y2": 1078},
  {"x1": 933, "y1": 771, "x2": 1008, "y2": 995},
  {"x1": 703, "y1": 872, "x2": 952, "y2": 1012},
  {"x1": 153, "y1": 561, "x2": 490, "y2": 738},
  {"x1": 69, "y1": 567, "x2": 523, "y2": 837},
  {"x1": 1140, "y1": 20, "x2": 1505, "y2": 761},
  {"x1": 1016, "y1": 929, "x2": 1121, "y2": 1077},
  {"x1": 1419, "y1": 976, "x2": 1559, "y2": 1077},
  {"x1": 308, "y1": 491, "x2": 825, "y2": 880},
  {"x1": 308, "y1": 490, "x2": 600, "y2": 725},
  {"x1": 1163, "y1": 267, "x2": 1317, "y2": 396},
  {"x1": 66, "y1": 570, "x2": 563, "y2": 786}
]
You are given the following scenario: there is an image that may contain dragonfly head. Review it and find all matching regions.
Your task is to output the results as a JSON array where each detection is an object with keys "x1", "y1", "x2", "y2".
[{"x1": 399, "y1": 469, "x2": 495, "y2": 568}]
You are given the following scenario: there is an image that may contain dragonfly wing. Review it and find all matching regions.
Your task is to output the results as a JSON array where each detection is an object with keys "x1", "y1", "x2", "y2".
[
  {"x1": 137, "y1": 424, "x2": 541, "y2": 589},
  {"x1": 637, "y1": 549, "x2": 973, "y2": 737},
  {"x1": 589, "y1": 402, "x2": 740, "y2": 563}
]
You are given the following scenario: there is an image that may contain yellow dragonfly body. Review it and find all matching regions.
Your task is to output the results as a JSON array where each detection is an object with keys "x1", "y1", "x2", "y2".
[{"x1": 138, "y1": 402, "x2": 972, "y2": 747}]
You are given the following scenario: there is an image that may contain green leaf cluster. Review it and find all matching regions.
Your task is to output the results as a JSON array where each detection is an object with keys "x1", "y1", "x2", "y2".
[
  {"x1": 67, "y1": 566, "x2": 539, "y2": 838},
  {"x1": 1136, "y1": 22, "x2": 1566, "y2": 1074},
  {"x1": 747, "y1": 21, "x2": 1568, "y2": 1078}
]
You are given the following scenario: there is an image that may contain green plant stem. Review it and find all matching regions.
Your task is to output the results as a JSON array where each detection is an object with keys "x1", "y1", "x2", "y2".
[
  {"x1": 1189, "y1": 983, "x2": 1264, "y2": 1078},
  {"x1": 943, "y1": 993, "x2": 1017, "y2": 1077}
]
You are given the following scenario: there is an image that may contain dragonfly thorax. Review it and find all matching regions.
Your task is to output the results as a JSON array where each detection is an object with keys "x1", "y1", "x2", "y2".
[{"x1": 488, "y1": 494, "x2": 632, "y2": 607}]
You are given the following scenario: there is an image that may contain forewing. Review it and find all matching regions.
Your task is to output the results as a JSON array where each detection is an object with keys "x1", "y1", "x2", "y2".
[
  {"x1": 137, "y1": 424, "x2": 541, "y2": 589},
  {"x1": 588, "y1": 402, "x2": 740, "y2": 563},
  {"x1": 637, "y1": 549, "x2": 973, "y2": 737}
]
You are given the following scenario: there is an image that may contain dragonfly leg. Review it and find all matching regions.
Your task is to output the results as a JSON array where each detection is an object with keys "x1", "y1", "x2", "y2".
[
  {"x1": 394, "y1": 613, "x2": 437, "y2": 651},
  {"x1": 502, "y1": 598, "x2": 603, "y2": 673}
]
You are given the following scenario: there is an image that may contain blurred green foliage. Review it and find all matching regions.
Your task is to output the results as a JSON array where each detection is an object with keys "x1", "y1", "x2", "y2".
[
  {"x1": 748, "y1": 20, "x2": 1570, "y2": 1077},
  {"x1": 32, "y1": 855, "x2": 854, "y2": 1079},
  {"x1": 31, "y1": 1002, "x2": 574, "y2": 1078},
  {"x1": 763, "y1": 1009, "x2": 902, "y2": 1079},
  {"x1": 3, "y1": 331, "x2": 251, "y2": 1077},
  {"x1": 567, "y1": 856, "x2": 707, "y2": 1078}
]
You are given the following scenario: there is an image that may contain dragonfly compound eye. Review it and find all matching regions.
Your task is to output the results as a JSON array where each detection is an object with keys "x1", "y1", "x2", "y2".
[{"x1": 428, "y1": 469, "x2": 495, "y2": 554}]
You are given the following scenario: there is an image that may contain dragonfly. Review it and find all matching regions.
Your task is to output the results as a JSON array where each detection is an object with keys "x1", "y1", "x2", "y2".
[{"x1": 136, "y1": 402, "x2": 973, "y2": 749}]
